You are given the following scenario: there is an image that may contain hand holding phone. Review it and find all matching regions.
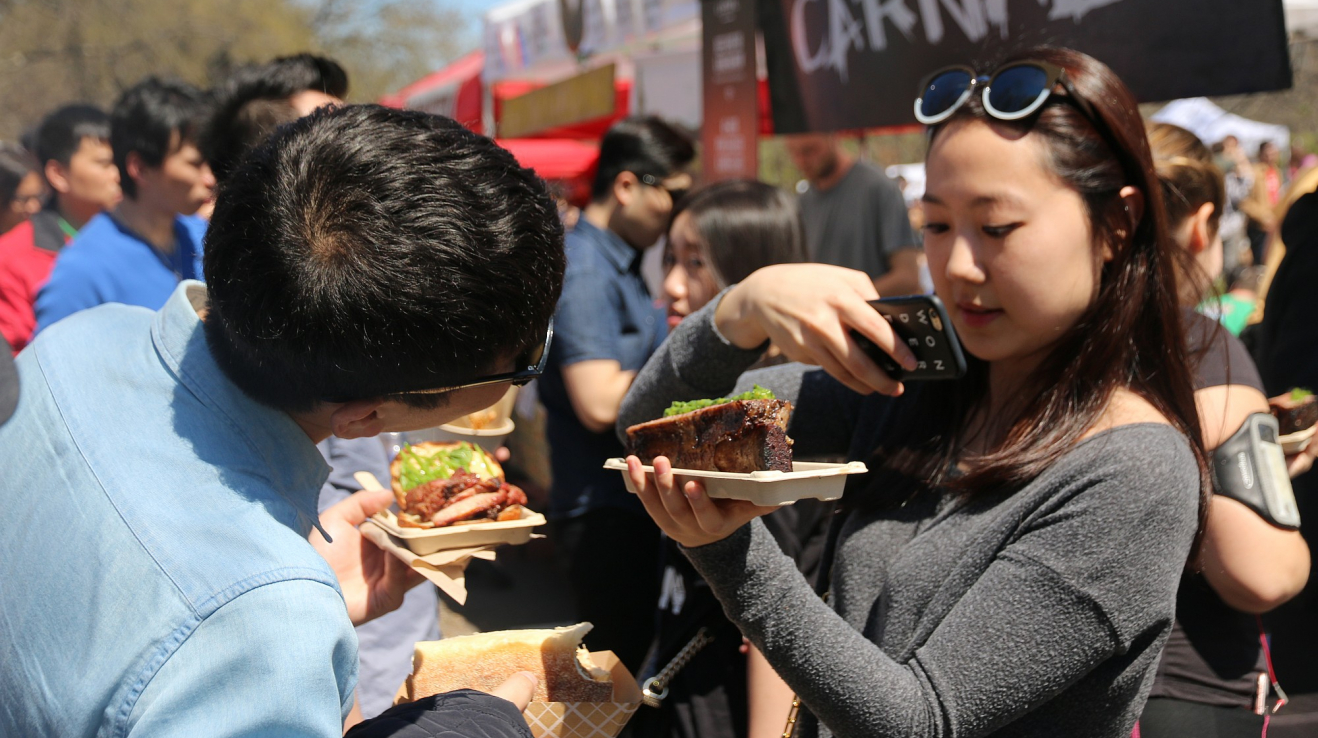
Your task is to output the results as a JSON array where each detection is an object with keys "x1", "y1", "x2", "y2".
[{"x1": 851, "y1": 295, "x2": 967, "y2": 381}]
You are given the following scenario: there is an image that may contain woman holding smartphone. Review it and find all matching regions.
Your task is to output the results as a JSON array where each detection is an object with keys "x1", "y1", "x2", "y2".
[{"x1": 617, "y1": 47, "x2": 1207, "y2": 737}]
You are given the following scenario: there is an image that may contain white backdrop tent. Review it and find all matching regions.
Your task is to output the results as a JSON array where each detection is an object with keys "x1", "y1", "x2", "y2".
[
  {"x1": 1151, "y1": 98, "x2": 1291, "y2": 156},
  {"x1": 1287, "y1": 0, "x2": 1318, "y2": 36}
]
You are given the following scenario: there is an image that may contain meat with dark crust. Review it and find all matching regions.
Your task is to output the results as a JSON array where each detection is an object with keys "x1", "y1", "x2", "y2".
[{"x1": 625, "y1": 399, "x2": 794, "y2": 473}]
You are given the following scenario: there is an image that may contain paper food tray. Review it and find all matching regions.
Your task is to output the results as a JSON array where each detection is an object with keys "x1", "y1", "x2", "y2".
[
  {"x1": 604, "y1": 458, "x2": 868, "y2": 506},
  {"x1": 1280, "y1": 425, "x2": 1316, "y2": 455},
  {"x1": 393, "y1": 650, "x2": 642, "y2": 738},
  {"x1": 370, "y1": 507, "x2": 546, "y2": 555}
]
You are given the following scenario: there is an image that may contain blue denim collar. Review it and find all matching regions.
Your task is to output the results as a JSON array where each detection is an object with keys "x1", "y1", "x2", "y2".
[
  {"x1": 573, "y1": 218, "x2": 642, "y2": 274},
  {"x1": 150, "y1": 281, "x2": 331, "y2": 535}
]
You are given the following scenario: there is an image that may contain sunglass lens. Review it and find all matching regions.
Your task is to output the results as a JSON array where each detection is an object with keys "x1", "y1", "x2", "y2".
[
  {"x1": 919, "y1": 70, "x2": 973, "y2": 120},
  {"x1": 987, "y1": 64, "x2": 1050, "y2": 116}
]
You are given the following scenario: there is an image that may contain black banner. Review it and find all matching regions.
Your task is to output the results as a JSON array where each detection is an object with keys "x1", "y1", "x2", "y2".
[{"x1": 759, "y1": 0, "x2": 1293, "y2": 133}]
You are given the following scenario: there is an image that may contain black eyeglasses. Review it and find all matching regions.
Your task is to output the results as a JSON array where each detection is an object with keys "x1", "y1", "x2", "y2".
[
  {"x1": 914, "y1": 60, "x2": 1101, "y2": 127},
  {"x1": 638, "y1": 173, "x2": 689, "y2": 204},
  {"x1": 396, "y1": 318, "x2": 555, "y2": 398}
]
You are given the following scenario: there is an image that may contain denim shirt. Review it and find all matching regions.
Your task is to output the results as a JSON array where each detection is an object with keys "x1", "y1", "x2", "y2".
[
  {"x1": 538, "y1": 218, "x2": 666, "y2": 518},
  {"x1": 0, "y1": 282, "x2": 358, "y2": 737}
]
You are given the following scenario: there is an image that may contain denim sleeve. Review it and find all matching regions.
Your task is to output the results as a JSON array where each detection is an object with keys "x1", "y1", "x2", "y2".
[
  {"x1": 553, "y1": 265, "x2": 623, "y2": 367},
  {"x1": 125, "y1": 579, "x2": 357, "y2": 737},
  {"x1": 34, "y1": 255, "x2": 102, "y2": 335}
]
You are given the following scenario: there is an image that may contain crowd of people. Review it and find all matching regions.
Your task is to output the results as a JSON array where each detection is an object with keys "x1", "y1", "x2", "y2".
[{"x1": 1, "y1": 43, "x2": 1317, "y2": 738}]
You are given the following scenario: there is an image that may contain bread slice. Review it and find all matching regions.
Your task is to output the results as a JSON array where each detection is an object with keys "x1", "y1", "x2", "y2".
[
  {"x1": 405, "y1": 623, "x2": 614, "y2": 703},
  {"x1": 625, "y1": 398, "x2": 794, "y2": 473}
]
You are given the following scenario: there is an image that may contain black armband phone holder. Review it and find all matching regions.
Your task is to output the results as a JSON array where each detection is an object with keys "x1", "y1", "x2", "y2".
[{"x1": 1212, "y1": 412, "x2": 1301, "y2": 530}]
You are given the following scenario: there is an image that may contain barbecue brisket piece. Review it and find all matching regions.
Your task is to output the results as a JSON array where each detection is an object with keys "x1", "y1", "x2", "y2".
[
  {"x1": 1271, "y1": 391, "x2": 1318, "y2": 435},
  {"x1": 625, "y1": 399, "x2": 793, "y2": 473}
]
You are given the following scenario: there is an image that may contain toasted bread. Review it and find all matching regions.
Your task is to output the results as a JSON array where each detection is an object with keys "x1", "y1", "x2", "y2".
[{"x1": 405, "y1": 623, "x2": 614, "y2": 703}]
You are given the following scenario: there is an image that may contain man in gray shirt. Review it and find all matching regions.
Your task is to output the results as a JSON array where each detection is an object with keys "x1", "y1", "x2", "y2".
[{"x1": 787, "y1": 133, "x2": 921, "y2": 296}]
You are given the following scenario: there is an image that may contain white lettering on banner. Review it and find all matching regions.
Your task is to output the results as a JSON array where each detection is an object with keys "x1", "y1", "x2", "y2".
[{"x1": 790, "y1": 0, "x2": 1128, "y2": 79}]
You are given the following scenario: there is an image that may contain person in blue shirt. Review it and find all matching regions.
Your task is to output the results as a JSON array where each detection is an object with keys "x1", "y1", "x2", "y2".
[
  {"x1": 0, "y1": 105, "x2": 563, "y2": 737},
  {"x1": 35, "y1": 77, "x2": 214, "y2": 332},
  {"x1": 538, "y1": 116, "x2": 694, "y2": 673}
]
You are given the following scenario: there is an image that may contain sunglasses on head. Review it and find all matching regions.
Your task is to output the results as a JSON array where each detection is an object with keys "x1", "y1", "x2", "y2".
[
  {"x1": 914, "y1": 60, "x2": 1102, "y2": 127},
  {"x1": 323, "y1": 319, "x2": 554, "y2": 404}
]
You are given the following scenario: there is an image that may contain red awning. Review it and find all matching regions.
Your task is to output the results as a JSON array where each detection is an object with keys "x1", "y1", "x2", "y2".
[
  {"x1": 379, "y1": 50, "x2": 485, "y2": 134},
  {"x1": 496, "y1": 138, "x2": 599, "y2": 206}
]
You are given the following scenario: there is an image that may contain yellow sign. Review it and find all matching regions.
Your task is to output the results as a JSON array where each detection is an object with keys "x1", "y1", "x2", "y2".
[{"x1": 499, "y1": 64, "x2": 617, "y2": 139}]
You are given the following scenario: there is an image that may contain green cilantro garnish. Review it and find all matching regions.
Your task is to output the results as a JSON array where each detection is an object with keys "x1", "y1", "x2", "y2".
[{"x1": 663, "y1": 384, "x2": 776, "y2": 417}]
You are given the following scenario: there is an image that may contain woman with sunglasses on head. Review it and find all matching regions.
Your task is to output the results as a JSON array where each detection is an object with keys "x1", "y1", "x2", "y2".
[
  {"x1": 617, "y1": 47, "x2": 1207, "y2": 737},
  {"x1": 1137, "y1": 123, "x2": 1310, "y2": 737},
  {"x1": 635, "y1": 179, "x2": 812, "y2": 738}
]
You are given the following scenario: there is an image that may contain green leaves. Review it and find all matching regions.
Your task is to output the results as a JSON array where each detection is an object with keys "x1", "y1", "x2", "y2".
[
  {"x1": 662, "y1": 384, "x2": 775, "y2": 418},
  {"x1": 396, "y1": 441, "x2": 496, "y2": 491}
]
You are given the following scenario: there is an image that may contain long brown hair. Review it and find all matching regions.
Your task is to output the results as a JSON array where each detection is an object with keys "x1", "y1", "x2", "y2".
[{"x1": 863, "y1": 48, "x2": 1208, "y2": 548}]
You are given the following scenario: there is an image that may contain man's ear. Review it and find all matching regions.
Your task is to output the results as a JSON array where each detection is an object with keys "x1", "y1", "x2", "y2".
[
  {"x1": 44, "y1": 160, "x2": 71, "y2": 195},
  {"x1": 124, "y1": 151, "x2": 148, "y2": 192},
  {"x1": 329, "y1": 399, "x2": 386, "y2": 439},
  {"x1": 613, "y1": 171, "x2": 640, "y2": 208}
]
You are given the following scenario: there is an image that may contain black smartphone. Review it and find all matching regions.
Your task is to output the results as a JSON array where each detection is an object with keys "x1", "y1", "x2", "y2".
[{"x1": 851, "y1": 294, "x2": 967, "y2": 381}]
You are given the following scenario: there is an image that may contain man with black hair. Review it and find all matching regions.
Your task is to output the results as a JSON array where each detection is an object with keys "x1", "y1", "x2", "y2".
[
  {"x1": 203, "y1": 53, "x2": 438, "y2": 721},
  {"x1": 0, "y1": 104, "x2": 563, "y2": 737},
  {"x1": 35, "y1": 77, "x2": 214, "y2": 333},
  {"x1": 201, "y1": 53, "x2": 347, "y2": 182},
  {"x1": 538, "y1": 115, "x2": 695, "y2": 672},
  {"x1": 0, "y1": 104, "x2": 120, "y2": 354}
]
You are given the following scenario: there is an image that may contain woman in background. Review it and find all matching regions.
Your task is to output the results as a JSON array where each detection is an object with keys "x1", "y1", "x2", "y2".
[
  {"x1": 0, "y1": 143, "x2": 45, "y2": 236},
  {"x1": 1139, "y1": 122, "x2": 1309, "y2": 737},
  {"x1": 636, "y1": 179, "x2": 810, "y2": 738}
]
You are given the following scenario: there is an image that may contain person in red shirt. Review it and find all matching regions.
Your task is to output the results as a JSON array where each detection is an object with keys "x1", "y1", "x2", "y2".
[
  {"x1": 0, "y1": 105, "x2": 121, "y2": 354},
  {"x1": 0, "y1": 144, "x2": 45, "y2": 236}
]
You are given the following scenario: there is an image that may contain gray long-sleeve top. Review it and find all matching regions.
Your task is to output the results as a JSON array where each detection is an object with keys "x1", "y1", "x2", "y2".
[{"x1": 616, "y1": 298, "x2": 1201, "y2": 738}]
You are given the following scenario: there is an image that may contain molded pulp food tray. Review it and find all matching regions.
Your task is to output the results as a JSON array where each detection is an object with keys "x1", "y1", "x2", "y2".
[
  {"x1": 370, "y1": 507, "x2": 546, "y2": 555},
  {"x1": 604, "y1": 459, "x2": 868, "y2": 506},
  {"x1": 1280, "y1": 425, "x2": 1316, "y2": 455}
]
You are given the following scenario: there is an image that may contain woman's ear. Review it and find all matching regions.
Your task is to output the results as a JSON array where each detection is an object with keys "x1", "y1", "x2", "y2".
[
  {"x1": 1118, "y1": 185, "x2": 1145, "y2": 230},
  {"x1": 1102, "y1": 186, "x2": 1147, "y2": 262},
  {"x1": 1186, "y1": 201, "x2": 1216, "y2": 255}
]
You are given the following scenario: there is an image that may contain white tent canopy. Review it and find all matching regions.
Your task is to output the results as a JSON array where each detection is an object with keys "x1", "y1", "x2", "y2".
[
  {"x1": 1151, "y1": 98, "x2": 1291, "y2": 155},
  {"x1": 1287, "y1": 0, "x2": 1318, "y2": 36}
]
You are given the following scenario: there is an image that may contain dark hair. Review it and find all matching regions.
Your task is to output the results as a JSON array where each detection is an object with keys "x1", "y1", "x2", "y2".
[
  {"x1": 201, "y1": 54, "x2": 349, "y2": 183},
  {"x1": 1148, "y1": 123, "x2": 1225, "y2": 239},
  {"x1": 669, "y1": 180, "x2": 806, "y2": 286},
  {"x1": 591, "y1": 116, "x2": 695, "y2": 201},
  {"x1": 203, "y1": 104, "x2": 565, "y2": 412},
  {"x1": 0, "y1": 143, "x2": 39, "y2": 208},
  {"x1": 34, "y1": 104, "x2": 110, "y2": 170},
  {"x1": 864, "y1": 47, "x2": 1208, "y2": 550},
  {"x1": 111, "y1": 77, "x2": 211, "y2": 199}
]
